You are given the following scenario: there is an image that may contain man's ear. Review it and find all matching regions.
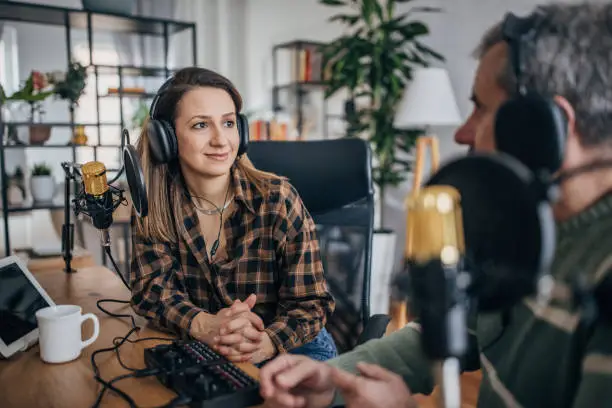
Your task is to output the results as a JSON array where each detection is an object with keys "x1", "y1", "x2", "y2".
[
  {"x1": 554, "y1": 95, "x2": 582, "y2": 168},
  {"x1": 554, "y1": 95, "x2": 577, "y2": 139}
]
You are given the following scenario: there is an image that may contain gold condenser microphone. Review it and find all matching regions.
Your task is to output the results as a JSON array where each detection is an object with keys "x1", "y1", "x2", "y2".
[
  {"x1": 406, "y1": 185, "x2": 468, "y2": 408},
  {"x1": 81, "y1": 161, "x2": 113, "y2": 247}
]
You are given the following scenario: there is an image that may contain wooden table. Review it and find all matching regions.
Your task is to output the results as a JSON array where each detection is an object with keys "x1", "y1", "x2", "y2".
[{"x1": 0, "y1": 266, "x2": 259, "y2": 408}]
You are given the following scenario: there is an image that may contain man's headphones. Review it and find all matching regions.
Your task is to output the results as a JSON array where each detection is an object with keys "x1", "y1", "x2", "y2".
[
  {"x1": 147, "y1": 76, "x2": 250, "y2": 164},
  {"x1": 494, "y1": 10, "x2": 568, "y2": 175}
]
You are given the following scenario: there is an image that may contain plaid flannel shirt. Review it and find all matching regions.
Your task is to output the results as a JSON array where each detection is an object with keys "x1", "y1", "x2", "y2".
[{"x1": 129, "y1": 166, "x2": 335, "y2": 353}]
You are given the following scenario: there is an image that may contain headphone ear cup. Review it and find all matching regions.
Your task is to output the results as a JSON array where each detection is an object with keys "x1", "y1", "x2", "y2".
[
  {"x1": 494, "y1": 94, "x2": 568, "y2": 175},
  {"x1": 147, "y1": 119, "x2": 178, "y2": 163},
  {"x1": 237, "y1": 113, "x2": 249, "y2": 156}
]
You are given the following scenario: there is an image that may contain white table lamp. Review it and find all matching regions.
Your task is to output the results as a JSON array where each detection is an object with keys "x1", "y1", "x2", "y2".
[
  {"x1": 394, "y1": 67, "x2": 462, "y2": 128},
  {"x1": 394, "y1": 67, "x2": 462, "y2": 217}
]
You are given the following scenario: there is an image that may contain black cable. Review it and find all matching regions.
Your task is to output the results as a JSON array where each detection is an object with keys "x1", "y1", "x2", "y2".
[
  {"x1": 92, "y1": 325, "x2": 226, "y2": 408},
  {"x1": 111, "y1": 333, "x2": 176, "y2": 372},
  {"x1": 91, "y1": 327, "x2": 141, "y2": 408},
  {"x1": 103, "y1": 245, "x2": 132, "y2": 290},
  {"x1": 92, "y1": 370, "x2": 160, "y2": 408},
  {"x1": 91, "y1": 327, "x2": 178, "y2": 408},
  {"x1": 89, "y1": 241, "x2": 196, "y2": 407},
  {"x1": 97, "y1": 299, "x2": 137, "y2": 329}
]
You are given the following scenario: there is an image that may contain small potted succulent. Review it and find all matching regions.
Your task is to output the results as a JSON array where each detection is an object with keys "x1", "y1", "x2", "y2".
[{"x1": 30, "y1": 163, "x2": 56, "y2": 202}]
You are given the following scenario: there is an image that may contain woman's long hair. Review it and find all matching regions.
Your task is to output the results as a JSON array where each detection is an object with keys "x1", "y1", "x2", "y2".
[{"x1": 134, "y1": 67, "x2": 278, "y2": 243}]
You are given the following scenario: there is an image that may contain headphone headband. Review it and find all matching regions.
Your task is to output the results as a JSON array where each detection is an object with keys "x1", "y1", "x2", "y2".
[
  {"x1": 149, "y1": 75, "x2": 175, "y2": 120},
  {"x1": 501, "y1": 10, "x2": 546, "y2": 95}
]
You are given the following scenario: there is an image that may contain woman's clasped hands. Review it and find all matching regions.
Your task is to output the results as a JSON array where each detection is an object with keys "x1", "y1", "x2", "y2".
[{"x1": 190, "y1": 294, "x2": 276, "y2": 363}]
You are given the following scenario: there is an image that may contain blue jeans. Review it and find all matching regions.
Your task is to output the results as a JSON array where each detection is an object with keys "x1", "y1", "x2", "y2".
[
  {"x1": 288, "y1": 328, "x2": 338, "y2": 361},
  {"x1": 256, "y1": 328, "x2": 338, "y2": 368}
]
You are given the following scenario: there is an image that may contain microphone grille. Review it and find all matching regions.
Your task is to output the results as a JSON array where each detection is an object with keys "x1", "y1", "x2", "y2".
[
  {"x1": 406, "y1": 185, "x2": 465, "y2": 264},
  {"x1": 82, "y1": 161, "x2": 109, "y2": 196}
]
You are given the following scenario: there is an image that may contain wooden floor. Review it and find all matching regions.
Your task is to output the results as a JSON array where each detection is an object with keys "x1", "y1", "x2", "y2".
[{"x1": 388, "y1": 301, "x2": 482, "y2": 408}]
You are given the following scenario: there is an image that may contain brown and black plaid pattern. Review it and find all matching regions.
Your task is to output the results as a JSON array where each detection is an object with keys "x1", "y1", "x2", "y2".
[{"x1": 130, "y1": 166, "x2": 335, "y2": 353}]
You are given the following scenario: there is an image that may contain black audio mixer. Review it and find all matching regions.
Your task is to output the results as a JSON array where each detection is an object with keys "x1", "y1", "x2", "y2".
[{"x1": 144, "y1": 340, "x2": 263, "y2": 407}]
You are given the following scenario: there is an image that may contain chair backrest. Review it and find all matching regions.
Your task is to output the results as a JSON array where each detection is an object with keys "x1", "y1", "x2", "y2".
[{"x1": 247, "y1": 139, "x2": 374, "y2": 352}]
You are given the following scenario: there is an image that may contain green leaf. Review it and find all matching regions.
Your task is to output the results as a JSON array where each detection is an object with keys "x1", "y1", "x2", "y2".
[
  {"x1": 409, "y1": 6, "x2": 443, "y2": 14},
  {"x1": 320, "y1": 0, "x2": 346, "y2": 5},
  {"x1": 328, "y1": 14, "x2": 360, "y2": 25},
  {"x1": 360, "y1": 0, "x2": 376, "y2": 25},
  {"x1": 415, "y1": 41, "x2": 445, "y2": 61},
  {"x1": 399, "y1": 21, "x2": 429, "y2": 39},
  {"x1": 372, "y1": 0, "x2": 384, "y2": 21}
]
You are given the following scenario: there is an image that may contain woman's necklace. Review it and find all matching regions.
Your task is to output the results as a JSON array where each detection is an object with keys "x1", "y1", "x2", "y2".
[
  {"x1": 189, "y1": 182, "x2": 232, "y2": 258},
  {"x1": 189, "y1": 183, "x2": 233, "y2": 215},
  {"x1": 191, "y1": 196, "x2": 232, "y2": 215}
]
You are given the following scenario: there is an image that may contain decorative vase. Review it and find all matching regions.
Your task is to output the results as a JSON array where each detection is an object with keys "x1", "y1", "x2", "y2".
[
  {"x1": 71, "y1": 125, "x2": 88, "y2": 145},
  {"x1": 29, "y1": 124, "x2": 51, "y2": 145},
  {"x1": 7, "y1": 184, "x2": 24, "y2": 206},
  {"x1": 30, "y1": 175, "x2": 56, "y2": 202}
]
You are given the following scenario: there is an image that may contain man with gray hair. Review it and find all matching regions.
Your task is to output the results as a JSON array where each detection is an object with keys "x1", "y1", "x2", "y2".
[{"x1": 258, "y1": 3, "x2": 612, "y2": 408}]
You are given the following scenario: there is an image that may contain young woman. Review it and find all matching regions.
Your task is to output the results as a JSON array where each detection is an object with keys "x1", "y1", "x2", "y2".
[{"x1": 129, "y1": 67, "x2": 337, "y2": 364}]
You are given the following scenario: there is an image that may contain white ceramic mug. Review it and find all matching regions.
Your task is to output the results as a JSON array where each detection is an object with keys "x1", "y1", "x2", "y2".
[{"x1": 35, "y1": 305, "x2": 100, "y2": 364}]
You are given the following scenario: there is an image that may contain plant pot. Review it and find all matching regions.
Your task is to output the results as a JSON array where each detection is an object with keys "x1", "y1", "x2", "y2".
[
  {"x1": 7, "y1": 184, "x2": 24, "y2": 206},
  {"x1": 29, "y1": 125, "x2": 51, "y2": 145},
  {"x1": 369, "y1": 229, "x2": 397, "y2": 316},
  {"x1": 30, "y1": 175, "x2": 56, "y2": 202}
]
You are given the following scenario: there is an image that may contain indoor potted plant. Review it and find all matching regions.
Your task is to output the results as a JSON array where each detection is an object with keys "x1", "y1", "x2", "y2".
[
  {"x1": 49, "y1": 61, "x2": 88, "y2": 108},
  {"x1": 30, "y1": 163, "x2": 56, "y2": 202},
  {"x1": 319, "y1": 0, "x2": 444, "y2": 313},
  {"x1": 1, "y1": 70, "x2": 55, "y2": 144}
]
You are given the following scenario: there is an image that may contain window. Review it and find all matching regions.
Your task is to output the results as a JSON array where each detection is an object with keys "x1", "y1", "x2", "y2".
[
  {"x1": 0, "y1": 26, "x2": 20, "y2": 96},
  {"x1": 72, "y1": 44, "x2": 125, "y2": 171}
]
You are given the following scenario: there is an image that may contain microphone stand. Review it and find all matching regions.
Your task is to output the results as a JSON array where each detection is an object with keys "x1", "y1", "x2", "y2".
[
  {"x1": 61, "y1": 162, "x2": 80, "y2": 273},
  {"x1": 407, "y1": 258, "x2": 470, "y2": 408}
]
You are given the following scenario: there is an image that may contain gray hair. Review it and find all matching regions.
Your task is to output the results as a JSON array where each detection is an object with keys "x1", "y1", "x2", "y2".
[{"x1": 473, "y1": 3, "x2": 612, "y2": 146}]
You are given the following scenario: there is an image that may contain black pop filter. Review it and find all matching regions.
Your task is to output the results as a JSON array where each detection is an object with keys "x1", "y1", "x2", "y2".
[
  {"x1": 425, "y1": 153, "x2": 556, "y2": 311},
  {"x1": 123, "y1": 140, "x2": 148, "y2": 217}
]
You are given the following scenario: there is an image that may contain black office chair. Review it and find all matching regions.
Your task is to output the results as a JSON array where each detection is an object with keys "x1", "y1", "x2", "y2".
[{"x1": 248, "y1": 139, "x2": 390, "y2": 353}]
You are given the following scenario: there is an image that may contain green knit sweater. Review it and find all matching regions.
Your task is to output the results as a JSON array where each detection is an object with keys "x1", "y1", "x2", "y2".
[{"x1": 329, "y1": 193, "x2": 612, "y2": 408}]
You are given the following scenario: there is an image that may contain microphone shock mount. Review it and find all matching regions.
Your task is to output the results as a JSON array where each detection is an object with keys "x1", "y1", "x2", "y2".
[{"x1": 60, "y1": 162, "x2": 128, "y2": 273}]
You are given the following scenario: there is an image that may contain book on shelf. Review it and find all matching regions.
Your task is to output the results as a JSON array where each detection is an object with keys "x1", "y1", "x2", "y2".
[
  {"x1": 250, "y1": 119, "x2": 293, "y2": 141},
  {"x1": 290, "y1": 47, "x2": 325, "y2": 83}
]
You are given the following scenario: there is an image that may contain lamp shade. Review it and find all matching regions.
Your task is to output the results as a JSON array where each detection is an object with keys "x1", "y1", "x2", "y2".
[{"x1": 394, "y1": 67, "x2": 462, "y2": 128}]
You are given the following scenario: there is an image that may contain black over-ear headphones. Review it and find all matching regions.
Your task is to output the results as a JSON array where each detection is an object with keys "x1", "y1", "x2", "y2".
[
  {"x1": 147, "y1": 76, "x2": 250, "y2": 164},
  {"x1": 494, "y1": 10, "x2": 568, "y2": 175}
]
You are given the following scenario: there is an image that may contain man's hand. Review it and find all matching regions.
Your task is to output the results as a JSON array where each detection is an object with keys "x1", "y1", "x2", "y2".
[
  {"x1": 330, "y1": 362, "x2": 416, "y2": 408},
  {"x1": 259, "y1": 354, "x2": 336, "y2": 408}
]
